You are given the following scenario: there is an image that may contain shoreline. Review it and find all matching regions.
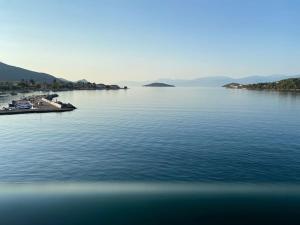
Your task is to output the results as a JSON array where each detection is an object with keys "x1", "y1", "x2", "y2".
[
  {"x1": 224, "y1": 86, "x2": 300, "y2": 92},
  {"x1": 0, "y1": 87, "x2": 128, "y2": 95}
]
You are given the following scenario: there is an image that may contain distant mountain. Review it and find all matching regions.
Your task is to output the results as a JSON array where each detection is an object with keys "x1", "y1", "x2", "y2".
[
  {"x1": 157, "y1": 76, "x2": 233, "y2": 87},
  {"x1": 156, "y1": 75, "x2": 300, "y2": 87},
  {"x1": 120, "y1": 75, "x2": 300, "y2": 87},
  {"x1": 144, "y1": 82, "x2": 175, "y2": 87},
  {"x1": 0, "y1": 61, "x2": 59, "y2": 83}
]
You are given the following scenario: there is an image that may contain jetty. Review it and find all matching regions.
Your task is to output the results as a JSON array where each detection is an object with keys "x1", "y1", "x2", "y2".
[{"x1": 0, "y1": 94, "x2": 76, "y2": 116}]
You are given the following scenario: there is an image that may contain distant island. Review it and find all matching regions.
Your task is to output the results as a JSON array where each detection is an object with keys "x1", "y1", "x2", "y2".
[
  {"x1": 223, "y1": 78, "x2": 300, "y2": 91},
  {"x1": 143, "y1": 82, "x2": 175, "y2": 87},
  {"x1": 0, "y1": 61, "x2": 127, "y2": 93}
]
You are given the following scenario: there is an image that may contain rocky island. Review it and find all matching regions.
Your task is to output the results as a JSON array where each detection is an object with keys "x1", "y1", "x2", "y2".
[
  {"x1": 223, "y1": 78, "x2": 300, "y2": 91},
  {"x1": 143, "y1": 82, "x2": 175, "y2": 87}
]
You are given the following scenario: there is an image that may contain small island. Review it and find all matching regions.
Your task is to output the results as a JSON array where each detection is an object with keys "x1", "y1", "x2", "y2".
[
  {"x1": 223, "y1": 78, "x2": 300, "y2": 91},
  {"x1": 143, "y1": 82, "x2": 175, "y2": 87}
]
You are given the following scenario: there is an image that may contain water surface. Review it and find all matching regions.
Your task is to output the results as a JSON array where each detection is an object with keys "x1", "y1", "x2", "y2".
[{"x1": 0, "y1": 87, "x2": 300, "y2": 182}]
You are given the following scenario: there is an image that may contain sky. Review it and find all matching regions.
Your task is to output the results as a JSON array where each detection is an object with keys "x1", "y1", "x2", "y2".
[{"x1": 0, "y1": 0, "x2": 299, "y2": 83}]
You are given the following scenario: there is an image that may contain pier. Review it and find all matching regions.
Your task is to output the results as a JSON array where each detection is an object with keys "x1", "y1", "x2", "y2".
[{"x1": 0, "y1": 94, "x2": 76, "y2": 116}]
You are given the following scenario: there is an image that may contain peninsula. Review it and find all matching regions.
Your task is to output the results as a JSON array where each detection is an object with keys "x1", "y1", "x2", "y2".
[
  {"x1": 0, "y1": 62, "x2": 127, "y2": 94},
  {"x1": 143, "y1": 82, "x2": 175, "y2": 87},
  {"x1": 223, "y1": 78, "x2": 300, "y2": 91}
]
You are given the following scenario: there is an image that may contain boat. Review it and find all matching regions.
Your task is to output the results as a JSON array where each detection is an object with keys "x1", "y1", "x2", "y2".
[{"x1": 14, "y1": 100, "x2": 33, "y2": 109}]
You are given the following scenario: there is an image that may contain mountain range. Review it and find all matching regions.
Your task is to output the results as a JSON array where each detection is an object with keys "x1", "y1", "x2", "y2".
[
  {"x1": 1, "y1": 61, "x2": 299, "y2": 87},
  {"x1": 119, "y1": 74, "x2": 300, "y2": 87}
]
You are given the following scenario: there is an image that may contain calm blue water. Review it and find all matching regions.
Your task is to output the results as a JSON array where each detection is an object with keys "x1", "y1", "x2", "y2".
[{"x1": 0, "y1": 87, "x2": 300, "y2": 182}]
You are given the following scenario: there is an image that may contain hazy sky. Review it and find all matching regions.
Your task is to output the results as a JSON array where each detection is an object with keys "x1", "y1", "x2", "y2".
[{"x1": 0, "y1": 0, "x2": 299, "y2": 83}]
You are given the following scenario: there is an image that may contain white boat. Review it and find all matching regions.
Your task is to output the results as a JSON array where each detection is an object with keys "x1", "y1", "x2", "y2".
[{"x1": 15, "y1": 100, "x2": 33, "y2": 109}]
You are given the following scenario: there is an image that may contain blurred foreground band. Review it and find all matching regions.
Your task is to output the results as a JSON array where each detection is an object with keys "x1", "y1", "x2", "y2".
[{"x1": 0, "y1": 183, "x2": 299, "y2": 225}]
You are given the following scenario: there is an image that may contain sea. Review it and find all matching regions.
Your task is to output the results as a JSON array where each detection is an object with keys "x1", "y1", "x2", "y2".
[
  {"x1": 1, "y1": 87, "x2": 300, "y2": 224},
  {"x1": 0, "y1": 87, "x2": 299, "y2": 183}
]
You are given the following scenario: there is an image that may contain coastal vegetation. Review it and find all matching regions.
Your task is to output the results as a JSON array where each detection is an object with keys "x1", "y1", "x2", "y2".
[
  {"x1": 0, "y1": 79, "x2": 127, "y2": 93},
  {"x1": 223, "y1": 78, "x2": 300, "y2": 91}
]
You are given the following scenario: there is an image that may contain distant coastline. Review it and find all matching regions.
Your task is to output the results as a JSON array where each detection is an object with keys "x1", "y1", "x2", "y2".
[
  {"x1": 0, "y1": 62, "x2": 128, "y2": 94},
  {"x1": 223, "y1": 78, "x2": 300, "y2": 92},
  {"x1": 0, "y1": 80, "x2": 128, "y2": 95}
]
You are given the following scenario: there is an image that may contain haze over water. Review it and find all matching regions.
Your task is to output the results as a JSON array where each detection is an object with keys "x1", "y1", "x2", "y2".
[{"x1": 0, "y1": 87, "x2": 300, "y2": 182}]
